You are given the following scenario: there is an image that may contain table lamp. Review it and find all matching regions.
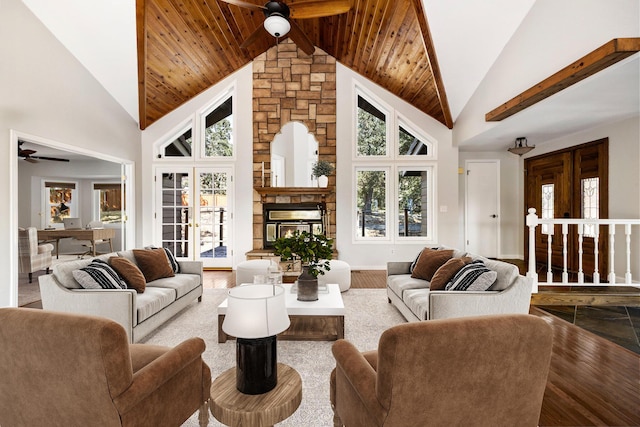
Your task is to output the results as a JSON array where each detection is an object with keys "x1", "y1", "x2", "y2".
[{"x1": 222, "y1": 284, "x2": 290, "y2": 394}]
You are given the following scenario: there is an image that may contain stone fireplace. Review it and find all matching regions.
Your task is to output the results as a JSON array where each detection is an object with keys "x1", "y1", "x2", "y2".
[{"x1": 252, "y1": 40, "x2": 337, "y2": 250}]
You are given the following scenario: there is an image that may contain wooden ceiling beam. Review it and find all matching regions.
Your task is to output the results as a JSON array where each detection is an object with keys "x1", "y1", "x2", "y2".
[
  {"x1": 486, "y1": 38, "x2": 640, "y2": 122},
  {"x1": 409, "y1": 0, "x2": 453, "y2": 129}
]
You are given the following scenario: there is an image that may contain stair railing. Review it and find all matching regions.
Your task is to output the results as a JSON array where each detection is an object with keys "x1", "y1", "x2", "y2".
[{"x1": 526, "y1": 208, "x2": 640, "y2": 293}]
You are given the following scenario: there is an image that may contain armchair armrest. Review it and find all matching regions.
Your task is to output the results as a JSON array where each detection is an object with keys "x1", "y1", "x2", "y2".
[
  {"x1": 332, "y1": 340, "x2": 387, "y2": 423},
  {"x1": 114, "y1": 337, "x2": 206, "y2": 414},
  {"x1": 387, "y1": 261, "x2": 412, "y2": 276}
]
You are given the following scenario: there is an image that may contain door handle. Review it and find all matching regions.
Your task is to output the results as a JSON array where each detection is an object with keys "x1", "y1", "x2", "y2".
[{"x1": 490, "y1": 214, "x2": 498, "y2": 218}]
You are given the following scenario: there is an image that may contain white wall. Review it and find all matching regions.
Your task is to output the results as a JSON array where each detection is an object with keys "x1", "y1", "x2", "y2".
[
  {"x1": 454, "y1": 0, "x2": 640, "y2": 144},
  {"x1": 335, "y1": 64, "x2": 457, "y2": 269},
  {"x1": 0, "y1": 0, "x2": 140, "y2": 307},
  {"x1": 140, "y1": 64, "x2": 254, "y2": 268}
]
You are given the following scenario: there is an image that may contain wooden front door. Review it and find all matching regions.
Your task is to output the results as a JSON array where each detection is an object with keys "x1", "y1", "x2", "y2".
[{"x1": 525, "y1": 138, "x2": 608, "y2": 279}]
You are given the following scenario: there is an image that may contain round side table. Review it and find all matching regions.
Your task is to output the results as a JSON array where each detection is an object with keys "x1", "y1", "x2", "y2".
[{"x1": 210, "y1": 363, "x2": 302, "y2": 426}]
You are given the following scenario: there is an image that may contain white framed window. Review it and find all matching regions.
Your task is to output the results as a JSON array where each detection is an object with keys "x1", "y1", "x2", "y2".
[
  {"x1": 352, "y1": 88, "x2": 437, "y2": 244},
  {"x1": 355, "y1": 167, "x2": 389, "y2": 240},
  {"x1": 199, "y1": 89, "x2": 235, "y2": 159},
  {"x1": 355, "y1": 90, "x2": 391, "y2": 158},
  {"x1": 156, "y1": 121, "x2": 194, "y2": 159},
  {"x1": 93, "y1": 183, "x2": 123, "y2": 224},
  {"x1": 43, "y1": 181, "x2": 78, "y2": 228}
]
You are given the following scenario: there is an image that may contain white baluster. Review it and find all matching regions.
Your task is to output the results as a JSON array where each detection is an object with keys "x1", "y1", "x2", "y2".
[
  {"x1": 625, "y1": 224, "x2": 632, "y2": 283},
  {"x1": 577, "y1": 223, "x2": 584, "y2": 283},
  {"x1": 526, "y1": 208, "x2": 539, "y2": 293},
  {"x1": 547, "y1": 233, "x2": 553, "y2": 284},
  {"x1": 608, "y1": 224, "x2": 616, "y2": 284},
  {"x1": 593, "y1": 230, "x2": 600, "y2": 284},
  {"x1": 562, "y1": 223, "x2": 568, "y2": 283}
]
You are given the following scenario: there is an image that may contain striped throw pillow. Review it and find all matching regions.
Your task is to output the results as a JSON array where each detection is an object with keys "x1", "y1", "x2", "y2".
[
  {"x1": 445, "y1": 260, "x2": 497, "y2": 291},
  {"x1": 72, "y1": 259, "x2": 126, "y2": 290}
]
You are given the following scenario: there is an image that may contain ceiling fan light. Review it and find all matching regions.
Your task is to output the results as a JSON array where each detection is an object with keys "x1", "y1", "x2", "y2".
[
  {"x1": 264, "y1": 14, "x2": 290, "y2": 38},
  {"x1": 508, "y1": 137, "x2": 535, "y2": 156}
]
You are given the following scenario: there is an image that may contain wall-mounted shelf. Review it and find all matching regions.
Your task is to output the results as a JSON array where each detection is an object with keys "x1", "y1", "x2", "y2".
[{"x1": 255, "y1": 187, "x2": 331, "y2": 202}]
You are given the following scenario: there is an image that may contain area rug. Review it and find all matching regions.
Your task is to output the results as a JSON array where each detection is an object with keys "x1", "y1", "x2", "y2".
[{"x1": 141, "y1": 288, "x2": 405, "y2": 426}]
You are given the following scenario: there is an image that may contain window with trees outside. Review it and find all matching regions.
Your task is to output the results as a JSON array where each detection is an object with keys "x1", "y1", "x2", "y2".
[
  {"x1": 94, "y1": 183, "x2": 124, "y2": 224},
  {"x1": 44, "y1": 181, "x2": 77, "y2": 227},
  {"x1": 354, "y1": 89, "x2": 436, "y2": 242},
  {"x1": 202, "y1": 96, "x2": 233, "y2": 158}
]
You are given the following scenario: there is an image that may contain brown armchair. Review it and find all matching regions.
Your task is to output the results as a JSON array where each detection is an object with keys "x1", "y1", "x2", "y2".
[
  {"x1": 18, "y1": 226, "x2": 54, "y2": 283},
  {"x1": 330, "y1": 314, "x2": 553, "y2": 427},
  {"x1": 0, "y1": 308, "x2": 211, "y2": 427}
]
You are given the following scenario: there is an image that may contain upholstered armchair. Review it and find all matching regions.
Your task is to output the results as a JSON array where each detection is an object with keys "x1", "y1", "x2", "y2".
[
  {"x1": 18, "y1": 226, "x2": 54, "y2": 283},
  {"x1": 0, "y1": 308, "x2": 212, "y2": 427},
  {"x1": 330, "y1": 314, "x2": 553, "y2": 427}
]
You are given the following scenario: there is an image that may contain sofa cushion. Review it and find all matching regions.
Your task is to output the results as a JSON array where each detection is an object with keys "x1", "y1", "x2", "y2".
[
  {"x1": 402, "y1": 288, "x2": 430, "y2": 320},
  {"x1": 147, "y1": 273, "x2": 201, "y2": 299},
  {"x1": 109, "y1": 257, "x2": 146, "y2": 293},
  {"x1": 411, "y1": 248, "x2": 454, "y2": 281},
  {"x1": 445, "y1": 260, "x2": 497, "y2": 291},
  {"x1": 72, "y1": 260, "x2": 126, "y2": 290},
  {"x1": 482, "y1": 258, "x2": 519, "y2": 291},
  {"x1": 136, "y1": 287, "x2": 177, "y2": 323},
  {"x1": 430, "y1": 257, "x2": 472, "y2": 290},
  {"x1": 387, "y1": 274, "x2": 430, "y2": 300},
  {"x1": 133, "y1": 248, "x2": 175, "y2": 282},
  {"x1": 53, "y1": 254, "x2": 115, "y2": 289}
]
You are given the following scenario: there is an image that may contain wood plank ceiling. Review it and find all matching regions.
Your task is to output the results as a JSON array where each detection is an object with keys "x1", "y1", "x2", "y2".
[{"x1": 136, "y1": 0, "x2": 453, "y2": 130}]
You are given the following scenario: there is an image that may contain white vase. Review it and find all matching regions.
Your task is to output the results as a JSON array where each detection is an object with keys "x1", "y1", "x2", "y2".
[{"x1": 318, "y1": 175, "x2": 328, "y2": 187}]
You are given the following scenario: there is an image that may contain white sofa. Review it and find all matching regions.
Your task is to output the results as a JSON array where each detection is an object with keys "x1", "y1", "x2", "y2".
[
  {"x1": 387, "y1": 249, "x2": 532, "y2": 322},
  {"x1": 39, "y1": 250, "x2": 203, "y2": 343}
]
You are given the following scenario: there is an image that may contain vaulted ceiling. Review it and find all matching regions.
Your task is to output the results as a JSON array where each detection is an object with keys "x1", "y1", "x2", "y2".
[{"x1": 137, "y1": 0, "x2": 452, "y2": 130}]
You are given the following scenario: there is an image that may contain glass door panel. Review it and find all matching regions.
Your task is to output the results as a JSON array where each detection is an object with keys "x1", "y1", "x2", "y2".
[
  {"x1": 196, "y1": 168, "x2": 232, "y2": 268},
  {"x1": 159, "y1": 171, "x2": 191, "y2": 258}
]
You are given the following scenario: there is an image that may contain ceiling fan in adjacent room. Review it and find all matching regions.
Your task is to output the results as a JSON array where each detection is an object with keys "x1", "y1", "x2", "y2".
[
  {"x1": 220, "y1": 0, "x2": 352, "y2": 55},
  {"x1": 18, "y1": 141, "x2": 70, "y2": 163}
]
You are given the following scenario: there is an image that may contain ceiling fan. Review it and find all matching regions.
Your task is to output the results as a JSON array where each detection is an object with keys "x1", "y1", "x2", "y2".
[
  {"x1": 220, "y1": 0, "x2": 352, "y2": 55},
  {"x1": 18, "y1": 141, "x2": 70, "y2": 163}
]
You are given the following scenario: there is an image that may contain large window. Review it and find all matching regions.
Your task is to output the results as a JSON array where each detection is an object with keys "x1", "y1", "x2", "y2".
[
  {"x1": 94, "y1": 183, "x2": 124, "y2": 224},
  {"x1": 353, "y1": 89, "x2": 436, "y2": 242},
  {"x1": 202, "y1": 96, "x2": 233, "y2": 157},
  {"x1": 44, "y1": 181, "x2": 77, "y2": 227}
]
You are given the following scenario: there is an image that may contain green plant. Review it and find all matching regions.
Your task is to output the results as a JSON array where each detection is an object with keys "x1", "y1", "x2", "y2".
[
  {"x1": 311, "y1": 160, "x2": 335, "y2": 178},
  {"x1": 273, "y1": 230, "x2": 333, "y2": 277}
]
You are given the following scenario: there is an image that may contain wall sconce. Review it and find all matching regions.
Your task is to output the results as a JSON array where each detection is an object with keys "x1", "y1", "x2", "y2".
[
  {"x1": 264, "y1": 14, "x2": 290, "y2": 38},
  {"x1": 508, "y1": 137, "x2": 535, "y2": 156},
  {"x1": 222, "y1": 284, "x2": 290, "y2": 394}
]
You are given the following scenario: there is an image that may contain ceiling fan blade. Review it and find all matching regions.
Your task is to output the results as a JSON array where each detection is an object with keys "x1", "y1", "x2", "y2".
[
  {"x1": 289, "y1": 0, "x2": 352, "y2": 19},
  {"x1": 240, "y1": 25, "x2": 269, "y2": 49},
  {"x1": 288, "y1": 20, "x2": 315, "y2": 55},
  {"x1": 20, "y1": 149, "x2": 37, "y2": 156},
  {"x1": 29, "y1": 155, "x2": 70, "y2": 162},
  {"x1": 219, "y1": 0, "x2": 267, "y2": 12}
]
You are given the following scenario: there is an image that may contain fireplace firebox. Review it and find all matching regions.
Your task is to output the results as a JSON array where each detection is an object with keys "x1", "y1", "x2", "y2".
[{"x1": 263, "y1": 203, "x2": 326, "y2": 248}]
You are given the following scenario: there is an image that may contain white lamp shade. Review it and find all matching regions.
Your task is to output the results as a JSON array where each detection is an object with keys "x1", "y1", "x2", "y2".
[
  {"x1": 264, "y1": 15, "x2": 290, "y2": 38},
  {"x1": 222, "y1": 285, "x2": 290, "y2": 339}
]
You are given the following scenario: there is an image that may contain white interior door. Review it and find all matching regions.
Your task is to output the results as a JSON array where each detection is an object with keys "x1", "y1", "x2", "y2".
[{"x1": 465, "y1": 160, "x2": 500, "y2": 257}]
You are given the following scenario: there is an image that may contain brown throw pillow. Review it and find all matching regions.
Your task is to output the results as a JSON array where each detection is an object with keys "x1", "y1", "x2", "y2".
[
  {"x1": 410, "y1": 248, "x2": 454, "y2": 281},
  {"x1": 430, "y1": 257, "x2": 472, "y2": 290},
  {"x1": 133, "y1": 248, "x2": 175, "y2": 283},
  {"x1": 109, "y1": 256, "x2": 146, "y2": 293}
]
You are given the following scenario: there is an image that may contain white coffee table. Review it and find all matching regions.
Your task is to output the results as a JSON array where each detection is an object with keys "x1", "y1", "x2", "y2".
[{"x1": 218, "y1": 283, "x2": 345, "y2": 343}]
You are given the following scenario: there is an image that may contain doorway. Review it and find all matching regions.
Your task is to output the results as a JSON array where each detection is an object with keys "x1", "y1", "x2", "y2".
[
  {"x1": 525, "y1": 138, "x2": 609, "y2": 278},
  {"x1": 155, "y1": 166, "x2": 233, "y2": 269},
  {"x1": 465, "y1": 160, "x2": 500, "y2": 258}
]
